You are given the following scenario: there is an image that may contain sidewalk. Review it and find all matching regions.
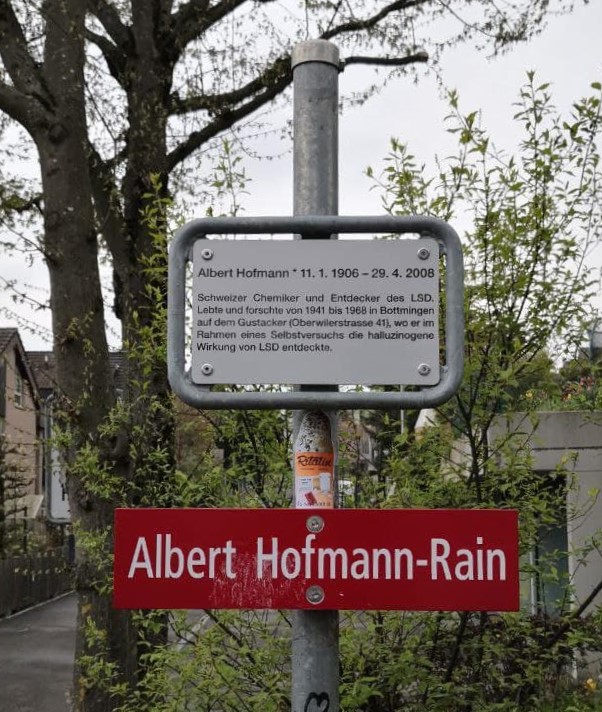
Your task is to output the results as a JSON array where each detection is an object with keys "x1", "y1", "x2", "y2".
[{"x1": 0, "y1": 593, "x2": 76, "y2": 712}]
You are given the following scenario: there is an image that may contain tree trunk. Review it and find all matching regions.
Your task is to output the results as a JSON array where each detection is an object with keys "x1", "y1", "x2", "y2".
[
  {"x1": 34, "y1": 3, "x2": 176, "y2": 707},
  {"x1": 36, "y1": 2, "x2": 141, "y2": 709}
]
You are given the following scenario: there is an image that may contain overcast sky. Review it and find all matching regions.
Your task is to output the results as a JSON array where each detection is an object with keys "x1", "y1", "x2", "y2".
[
  {"x1": 2, "y1": 0, "x2": 601, "y2": 350},
  {"x1": 244, "y1": 0, "x2": 602, "y2": 217},
  {"x1": 226, "y1": 0, "x2": 602, "y2": 337}
]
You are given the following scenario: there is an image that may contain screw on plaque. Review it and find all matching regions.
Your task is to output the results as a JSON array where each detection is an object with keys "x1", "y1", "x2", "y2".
[
  {"x1": 418, "y1": 363, "x2": 431, "y2": 376},
  {"x1": 306, "y1": 585, "x2": 325, "y2": 605},
  {"x1": 201, "y1": 247, "x2": 213, "y2": 260},
  {"x1": 307, "y1": 515, "x2": 324, "y2": 533},
  {"x1": 417, "y1": 247, "x2": 430, "y2": 261},
  {"x1": 201, "y1": 363, "x2": 214, "y2": 376}
]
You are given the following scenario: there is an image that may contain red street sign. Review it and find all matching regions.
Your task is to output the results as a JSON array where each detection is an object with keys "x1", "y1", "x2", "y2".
[{"x1": 113, "y1": 508, "x2": 519, "y2": 611}]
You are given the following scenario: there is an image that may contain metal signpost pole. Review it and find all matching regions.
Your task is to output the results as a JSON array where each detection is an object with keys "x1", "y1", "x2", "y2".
[{"x1": 291, "y1": 40, "x2": 340, "y2": 712}]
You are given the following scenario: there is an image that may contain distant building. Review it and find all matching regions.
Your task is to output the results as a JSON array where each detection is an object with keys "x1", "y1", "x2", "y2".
[
  {"x1": 338, "y1": 411, "x2": 381, "y2": 505},
  {"x1": 26, "y1": 349, "x2": 125, "y2": 524},
  {"x1": 0, "y1": 328, "x2": 44, "y2": 545},
  {"x1": 490, "y1": 412, "x2": 602, "y2": 618},
  {"x1": 27, "y1": 351, "x2": 69, "y2": 524}
]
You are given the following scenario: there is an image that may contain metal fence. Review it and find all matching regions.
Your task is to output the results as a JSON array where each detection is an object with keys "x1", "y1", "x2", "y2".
[{"x1": 0, "y1": 548, "x2": 73, "y2": 617}]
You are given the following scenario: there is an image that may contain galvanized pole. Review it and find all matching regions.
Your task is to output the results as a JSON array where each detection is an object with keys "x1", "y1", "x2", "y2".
[{"x1": 291, "y1": 40, "x2": 340, "y2": 712}]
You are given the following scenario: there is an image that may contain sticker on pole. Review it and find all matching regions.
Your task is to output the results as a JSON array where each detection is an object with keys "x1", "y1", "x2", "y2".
[
  {"x1": 113, "y1": 508, "x2": 519, "y2": 611},
  {"x1": 294, "y1": 411, "x2": 335, "y2": 509},
  {"x1": 192, "y1": 239, "x2": 439, "y2": 385}
]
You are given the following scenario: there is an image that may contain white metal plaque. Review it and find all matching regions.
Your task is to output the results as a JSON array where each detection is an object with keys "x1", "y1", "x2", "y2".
[{"x1": 191, "y1": 240, "x2": 440, "y2": 385}]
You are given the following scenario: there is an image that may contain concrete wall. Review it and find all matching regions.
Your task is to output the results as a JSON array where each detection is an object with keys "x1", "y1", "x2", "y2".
[{"x1": 490, "y1": 412, "x2": 602, "y2": 613}]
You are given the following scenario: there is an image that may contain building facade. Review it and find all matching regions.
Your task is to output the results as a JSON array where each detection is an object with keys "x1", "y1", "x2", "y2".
[{"x1": 0, "y1": 328, "x2": 44, "y2": 547}]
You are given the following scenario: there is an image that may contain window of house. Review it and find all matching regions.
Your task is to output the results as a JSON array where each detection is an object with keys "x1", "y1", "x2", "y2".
[
  {"x1": 525, "y1": 473, "x2": 569, "y2": 617},
  {"x1": 360, "y1": 433, "x2": 371, "y2": 457},
  {"x1": 14, "y1": 371, "x2": 24, "y2": 408}
]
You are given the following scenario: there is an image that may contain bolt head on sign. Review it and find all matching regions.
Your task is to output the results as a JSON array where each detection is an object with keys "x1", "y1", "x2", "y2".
[{"x1": 113, "y1": 508, "x2": 519, "y2": 611}]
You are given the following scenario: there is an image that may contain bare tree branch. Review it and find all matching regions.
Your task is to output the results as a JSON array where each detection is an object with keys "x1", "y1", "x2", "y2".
[
  {"x1": 171, "y1": 0, "x2": 247, "y2": 51},
  {"x1": 344, "y1": 50, "x2": 429, "y2": 67},
  {"x1": 0, "y1": 81, "x2": 41, "y2": 128},
  {"x1": 0, "y1": 0, "x2": 53, "y2": 119},
  {"x1": 166, "y1": 42, "x2": 429, "y2": 168},
  {"x1": 322, "y1": 0, "x2": 430, "y2": 40},
  {"x1": 88, "y1": 145, "x2": 126, "y2": 262},
  {"x1": 85, "y1": 28, "x2": 127, "y2": 84},
  {"x1": 166, "y1": 65, "x2": 290, "y2": 170},
  {"x1": 88, "y1": 144, "x2": 129, "y2": 320},
  {"x1": 169, "y1": 54, "x2": 289, "y2": 115},
  {"x1": 171, "y1": 0, "x2": 211, "y2": 30},
  {"x1": 86, "y1": 0, "x2": 132, "y2": 51}
]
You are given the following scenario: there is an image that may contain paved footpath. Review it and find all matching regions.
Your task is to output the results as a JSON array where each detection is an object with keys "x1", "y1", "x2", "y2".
[{"x1": 0, "y1": 593, "x2": 77, "y2": 712}]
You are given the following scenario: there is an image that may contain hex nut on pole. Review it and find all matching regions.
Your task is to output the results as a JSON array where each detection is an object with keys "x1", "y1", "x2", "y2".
[
  {"x1": 201, "y1": 248, "x2": 213, "y2": 260},
  {"x1": 417, "y1": 247, "x2": 430, "y2": 260},
  {"x1": 418, "y1": 363, "x2": 431, "y2": 376},
  {"x1": 200, "y1": 363, "x2": 213, "y2": 376}
]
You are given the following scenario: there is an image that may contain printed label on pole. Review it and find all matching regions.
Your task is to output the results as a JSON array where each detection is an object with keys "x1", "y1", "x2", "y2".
[
  {"x1": 191, "y1": 239, "x2": 440, "y2": 385},
  {"x1": 113, "y1": 508, "x2": 520, "y2": 611},
  {"x1": 294, "y1": 452, "x2": 334, "y2": 508},
  {"x1": 294, "y1": 411, "x2": 335, "y2": 509}
]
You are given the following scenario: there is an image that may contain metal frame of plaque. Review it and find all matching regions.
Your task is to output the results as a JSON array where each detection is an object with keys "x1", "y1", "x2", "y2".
[{"x1": 168, "y1": 215, "x2": 464, "y2": 410}]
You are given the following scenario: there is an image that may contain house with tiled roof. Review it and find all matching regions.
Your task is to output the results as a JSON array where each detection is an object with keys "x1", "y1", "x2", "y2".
[
  {"x1": 28, "y1": 349, "x2": 126, "y2": 399},
  {"x1": 26, "y1": 350, "x2": 70, "y2": 524},
  {"x1": 0, "y1": 328, "x2": 44, "y2": 549},
  {"x1": 26, "y1": 349, "x2": 125, "y2": 524}
]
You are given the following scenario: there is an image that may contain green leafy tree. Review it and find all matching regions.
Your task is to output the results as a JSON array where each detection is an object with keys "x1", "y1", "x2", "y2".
[{"x1": 344, "y1": 75, "x2": 602, "y2": 710}]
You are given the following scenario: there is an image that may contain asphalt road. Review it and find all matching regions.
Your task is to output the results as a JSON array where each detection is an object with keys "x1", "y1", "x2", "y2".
[{"x1": 0, "y1": 593, "x2": 77, "y2": 712}]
